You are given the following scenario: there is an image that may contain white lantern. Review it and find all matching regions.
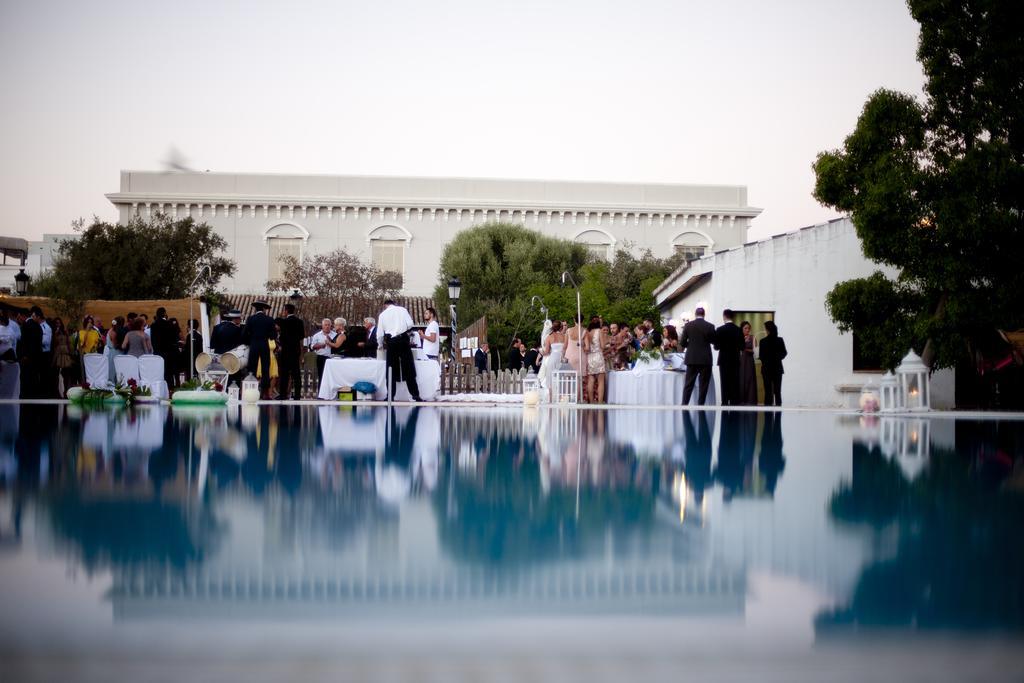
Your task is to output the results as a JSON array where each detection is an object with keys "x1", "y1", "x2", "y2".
[
  {"x1": 879, "y1": 372, "x2": 900, "y2": 412},
  {"x1": 895, "y1": 350, "x2": 930, "y2": 411},
  {"x1": 242, "y1": 373, "x2": 260, "y2": 403},
  {"x1": 524, "y1": 370, "x2": 540, "y2": 403},
  {"x1": 553, "y1": 365, "x2": 578, "y2": 404},
  {"x1": 202, "y1": 357, "x2": 230, "y2": 392}
]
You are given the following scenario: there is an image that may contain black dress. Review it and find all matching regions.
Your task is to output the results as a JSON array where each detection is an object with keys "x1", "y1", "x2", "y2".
[{"x1": 740, "y1": 334, "x2": 757, "y2": 405}]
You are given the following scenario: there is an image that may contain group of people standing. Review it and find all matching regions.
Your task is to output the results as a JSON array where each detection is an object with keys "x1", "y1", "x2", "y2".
[
  {"x1": 0, "y1": 305, "x2": 201, "y2": 398},
  {"x1": 210, "y1": 299, "x2": 434, "y2": 401},
  {"x1": 679, "y1": 308, "x2": 787, "y2": 406}
]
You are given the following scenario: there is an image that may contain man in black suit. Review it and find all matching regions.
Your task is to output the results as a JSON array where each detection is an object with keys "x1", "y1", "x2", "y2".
[
  {"x1": 243, "y1": 301, "x2": 277, "y2": 398},
  {"x1": 714, "y1": 308, "x2": 745, "y2": 406},
  {"x1": 149, "y1": 307, "x2": 178, "y2": 389},
  {"x1": 680, "y1": 307, "x2": 716, "y2": 405},
  {"x1": 211, "y1": 310, "x2": 243, "y2": 353},
  {"x1": 474, "y1": 343, "x2": 490, "y2": 373},
  {"x1": 276, "y1": 303, "x2": 306, "y2": 400},
  {"x1": 357, "y1": 316, "x2": 379, "y2": 358},
  {"x1": 17, "y1": 306, "x2": 45, "y2": 399},
  {"x1": 523, "y1": 341, "x2": 541, "y2": 374}
]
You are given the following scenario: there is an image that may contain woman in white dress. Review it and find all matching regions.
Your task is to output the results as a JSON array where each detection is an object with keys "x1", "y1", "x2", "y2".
[{"x1": 537, "y1": 320, "x2": 566, "y2": 398}]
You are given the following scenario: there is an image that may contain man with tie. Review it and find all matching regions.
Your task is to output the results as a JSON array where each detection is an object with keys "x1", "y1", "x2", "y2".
[{"x1": 357, "y1": 316, "x2": 379, "y2": 358}]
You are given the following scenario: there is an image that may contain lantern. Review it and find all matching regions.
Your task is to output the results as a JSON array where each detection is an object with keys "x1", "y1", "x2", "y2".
[
  {"x1": 553, "y1": 365, "x2": 578, "y2": 404},
  {"x1": 896, "y1": 350, "x2": 930, "y2": 411},
  {"x1": 203, "y1": 357, "x2": 229, "y2": 391},
  {"x1": 522, "y1": 370, "x2": 541, "y2": 405},
  {"x1": 242, "y1": 373, "x2": 260, "y2": 403},
  {"x1": 879, "y1": 372, "x2": 900, "y2": 412}
]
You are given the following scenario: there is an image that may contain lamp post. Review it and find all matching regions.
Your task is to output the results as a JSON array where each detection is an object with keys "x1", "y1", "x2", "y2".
[
  {"x1": 13, "y1": 268, "x2": 30, "y2": 296},
  {"x1": 188, "y1": 265, "x2": 212, "y2": 380},
  {"x1": 447, "y1": 276, "x2": 461, "y2": 360},
  {"x1": 561, "y1": 271, "x2": 583, "y2": 401}
]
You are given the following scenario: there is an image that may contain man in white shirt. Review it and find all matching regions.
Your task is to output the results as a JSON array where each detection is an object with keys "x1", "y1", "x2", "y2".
[
  {"x1": 418, "y1": 306, "x2": 440, "y2": 361},
  {"x1": 376, "y1": 300, "x2": 421, "y2": 401},
  {"x1": 309, "y1": 318, "x2": 336, "y2": 383}
]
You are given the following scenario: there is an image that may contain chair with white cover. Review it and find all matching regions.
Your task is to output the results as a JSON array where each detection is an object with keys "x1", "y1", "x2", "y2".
[
  {"x1": 83, "y1": 353, "x2": 111, "y2": 390},
  {"x1": 138, "y1": 354, "x2": 169, "y2": 399},
  {"x1": 113, "y1": 354, "x2": 141, "y2": 385}
]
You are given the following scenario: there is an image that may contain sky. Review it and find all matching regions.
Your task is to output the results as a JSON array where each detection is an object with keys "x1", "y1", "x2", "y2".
[{"x1": 0, "y1": 0, "x2": 925, "y2": 242}]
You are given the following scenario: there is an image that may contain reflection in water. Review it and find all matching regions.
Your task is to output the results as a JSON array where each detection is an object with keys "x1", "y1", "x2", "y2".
[
  {"x1": 0, "y1": 405, "x2": 1022, "y2": 637},
  {"x1": 818, "y1": 420, "x2": 1024, "y2": 632}
]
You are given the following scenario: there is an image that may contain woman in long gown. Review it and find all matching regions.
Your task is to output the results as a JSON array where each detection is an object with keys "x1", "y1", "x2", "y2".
[
  {"x1": 538, "y1": 320, "x2": 566, "y2": 399},
  {"x1": 739, "y1": 320, "x2": 758, "y2": 405}
]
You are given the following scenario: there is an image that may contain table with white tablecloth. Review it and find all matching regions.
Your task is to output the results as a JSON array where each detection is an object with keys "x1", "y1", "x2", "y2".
[
  {"x1": 317, "y1": 358, "x2": 441, "y2": 400},
  {"x1": 607, "y1": 369, "x2": 686, "y2": 405},
  {"x1": 606, "y1": 368, "x2": 718, "y2": 406}
]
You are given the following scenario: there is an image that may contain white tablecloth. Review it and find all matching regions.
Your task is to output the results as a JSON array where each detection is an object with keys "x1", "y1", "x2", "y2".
[
  {"x1": 607, "y1": 369, "x2": 686, "y2": 405},
  {"x1": 318, "y1": 358, "x2": 441, "y2": 400}
]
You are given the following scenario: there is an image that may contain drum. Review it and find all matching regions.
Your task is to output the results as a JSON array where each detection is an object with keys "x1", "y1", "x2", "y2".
[
  {"x1": 220, "y1": 345, "x2": 250, "y2": 374},
  {"x1": 194, "y1": 352, "x2": 215, "y2": 373}
]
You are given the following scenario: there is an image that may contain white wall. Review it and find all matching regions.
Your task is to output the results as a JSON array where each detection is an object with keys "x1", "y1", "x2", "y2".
[
  {"x1": 656, "y1": 218, "x2": 955, "y2": 409},
  {"x1": 107, "y1": 171, "x2": 762, "y2": 296}
]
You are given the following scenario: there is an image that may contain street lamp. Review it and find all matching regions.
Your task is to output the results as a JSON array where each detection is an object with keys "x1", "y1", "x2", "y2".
[
  {"x1": 14, "y1": 269, "x2": 30, "y2": 296},
  {"x1": 447, "y1": 276, "x2": 461, "y2": 361},
  {"x1": 289, "y1": 288, "x2": 304, "y2": 304}
]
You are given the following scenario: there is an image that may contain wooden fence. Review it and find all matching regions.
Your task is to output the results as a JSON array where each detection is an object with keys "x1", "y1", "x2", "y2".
[
  {"x1": 289, "y1": 357, "x2": 530, "y2": 399},
  {"x1": 440, "y1": 363, "x2": 529, "y2": 395}
]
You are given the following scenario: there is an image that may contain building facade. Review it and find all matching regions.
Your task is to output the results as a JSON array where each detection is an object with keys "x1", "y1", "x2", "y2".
[
  {"x1": 106, "y1": 171, "x2": 762, "y2": 295},
  {"x1": 653, "y1": 217, "x2": 955, "y2": 408}
]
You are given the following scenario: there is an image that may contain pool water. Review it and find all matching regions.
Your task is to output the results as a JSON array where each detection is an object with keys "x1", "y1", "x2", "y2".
[{"x1": 1, "y1": 403, "x2": 1023, "y2": 681}]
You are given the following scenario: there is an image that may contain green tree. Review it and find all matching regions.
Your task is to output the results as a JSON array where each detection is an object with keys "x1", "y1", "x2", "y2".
[
  {"x1": 813, "y1": 0, "x2": 1024, "y2": 371},
  {"x1": 433, "y1": 222, "x2": 590, "y2": 355},
  {"x1": 433, "y1": 224, "x2": 685, "y2": 360},
  {"x1": 33, "y1": 214, "x2": 236, "y2": 302}
]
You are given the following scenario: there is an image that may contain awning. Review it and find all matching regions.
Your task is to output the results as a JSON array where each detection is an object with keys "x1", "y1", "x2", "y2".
[
  {"x1": 0, "y1": 236, "x2": 28, "y2": 261},
  {"x1": 658, "y1": 272, "x2": 712, "y2": 309}
]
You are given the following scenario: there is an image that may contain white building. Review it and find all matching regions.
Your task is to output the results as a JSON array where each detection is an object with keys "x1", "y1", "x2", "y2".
[
  {"x1": 105, "y1": 171, "x2": 762, "y2": 295},
  {"x1": 653, "y1": 217, "x2": 955, "y2": 409}
]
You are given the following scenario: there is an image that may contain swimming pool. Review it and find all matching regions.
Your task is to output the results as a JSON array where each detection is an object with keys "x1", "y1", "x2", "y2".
[{"x1": 1, "y1": 403, "x2": 1023, "y2": 681}]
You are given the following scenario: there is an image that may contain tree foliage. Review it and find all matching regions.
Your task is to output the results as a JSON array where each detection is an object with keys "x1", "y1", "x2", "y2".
[
  {"x1": 33, "y1": 214, "x2": 236, "y2": 303},
  {"x1": 433, "y1": 223, "x2": 684, "y2": 359},
  {"x1": 267, "y1": 247, "x2": 402, "y2": 326},
  {"x1": 813, "y1": 0, "x2": 1024, "y2": 370}
]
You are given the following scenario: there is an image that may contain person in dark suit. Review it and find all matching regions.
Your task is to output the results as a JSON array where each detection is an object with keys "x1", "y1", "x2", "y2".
[
  {"x1": 357, "y1": 317, "x2": 379, "y2": 358},
  {"x1": 211, "y1": 310, "x2": 242, "y2": 353},
  {"x1": 243, "y1": 301, "x2": 277, "y2": 398},
  {"x1": 507, "y1": 338, "x2": 524, "y2": 372},
  {"x1": 149, "y1": 307, "x2": 179, "y2": 389},
  {"x1": 680, "y1": 307, "x2": 716, "y2": 405},
  {"x1": 17, "y1": 306, "x2": 45, "y2": 399},
  {"x1": 758, "y1": 320, "x2": 788, "y2": 406},
  {"x1": 184, "y1": 319, "x2": 203, "y2": 380},
  {"x1": 275, "y1": 303, "x2": 306, "y2": 400},
  {"x1": 714, "y1": 308, "x2": 745, "y2": 406},
  {"x1": 474, "y1": 343, "x2": 490, "y2": 373},
  {"x1": 523, "y1": 341, "x2": 541, "y2": 374}
]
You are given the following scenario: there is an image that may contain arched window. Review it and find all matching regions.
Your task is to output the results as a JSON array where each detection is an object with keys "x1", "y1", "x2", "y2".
[
  {"x1": 671, "y1": 231, "x2": 712, "y2": 261},
  {"x1": 367, "y1": 225, "x2": 412, "y2": 276},
  {"x1": 573, "y1": 229, "x2": 616, "y2": 260},
  {"x1": 263, "y1": 223, "x2": 309, "y2": 281}
]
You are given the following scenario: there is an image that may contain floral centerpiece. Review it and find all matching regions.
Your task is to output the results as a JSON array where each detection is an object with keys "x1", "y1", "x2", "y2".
[
  {"x1": 629, "y1": 347, "x2": 663, "y2": 365},
  {"x1": 171, "y1": 376, "x2": 229, "y2": 405},
  {"x1": 67, "y1": 378, "x2": 153, "y2": 406}
]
